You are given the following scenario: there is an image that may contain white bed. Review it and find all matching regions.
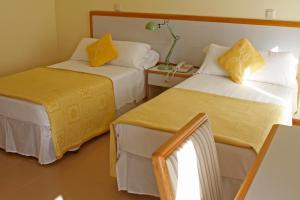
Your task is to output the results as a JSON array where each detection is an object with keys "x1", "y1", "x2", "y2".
[
  {"x1": 0, "y1": 59, "x2": 146, "y2": 164},
  {"x1": 114, "y1": 73, "x2": 297, "y2": 197}
]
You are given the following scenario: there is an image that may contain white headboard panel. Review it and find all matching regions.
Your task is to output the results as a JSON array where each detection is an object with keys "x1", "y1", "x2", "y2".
[{"x1": 91, "y1": 11, "x2": 300, "y2": 66}]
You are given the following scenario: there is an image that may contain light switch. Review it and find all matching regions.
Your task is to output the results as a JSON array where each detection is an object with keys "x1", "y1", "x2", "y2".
[
  {"x1": 265, "y1": 9, "x2": 276, "y2": 19},
  {"x1": 113, "y1": 3, "x2": 121, "y2": 12}
]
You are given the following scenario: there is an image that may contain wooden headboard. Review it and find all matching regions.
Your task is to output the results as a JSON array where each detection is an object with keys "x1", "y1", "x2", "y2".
[
  {"x1": 89, "y1": 11, "x2": 300, "y2": 66},
  {"x1": 90, "y1": 11, "x2": 300, "y2": 35}
]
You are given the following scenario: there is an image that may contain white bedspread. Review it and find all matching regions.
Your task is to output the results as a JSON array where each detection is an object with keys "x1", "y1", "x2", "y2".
[{"x1": 0, "y1": 60, "x2": 145, "y2": 126}]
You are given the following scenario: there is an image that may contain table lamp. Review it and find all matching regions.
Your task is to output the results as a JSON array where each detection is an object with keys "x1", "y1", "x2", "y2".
[{"x1": 145, "y1": 20, "x2": 180, "y2": 70}]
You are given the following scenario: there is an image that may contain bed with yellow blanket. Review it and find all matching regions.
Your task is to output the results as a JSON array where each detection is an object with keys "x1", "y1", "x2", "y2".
[
  {"x1": 0, "y1": 50, "x2": 149, "y2": 164},
  {"x1": 0, "y1": 67, "x2": 116, "y2": 160},
  {"x1": 110, "y1": 73, "x2": 294, "y2": 196}
]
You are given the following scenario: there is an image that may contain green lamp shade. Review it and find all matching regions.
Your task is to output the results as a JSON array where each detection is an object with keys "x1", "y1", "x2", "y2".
[
  {"x1": 145, "y1": 20, "x2": 180, "y2": 70},
  {"x1": 145, "y1": 22, "x2": 160, "y2": 31}
]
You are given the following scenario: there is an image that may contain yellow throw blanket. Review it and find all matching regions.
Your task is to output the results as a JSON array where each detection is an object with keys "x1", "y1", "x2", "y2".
[
  {"x1": 0, "y1": 67, "x2": 116, "y2": 159},
  {"x1": 110, "y1": 88, "x2": 289, "y2": 176}
]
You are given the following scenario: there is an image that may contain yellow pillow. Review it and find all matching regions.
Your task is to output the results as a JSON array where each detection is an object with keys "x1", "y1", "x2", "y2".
[
  {"x1": 86, "y1": 33, "x2": 118, "y2": 67},
  {"x1": 218, "y1": 38, "x2": 265, "y2": 83}
]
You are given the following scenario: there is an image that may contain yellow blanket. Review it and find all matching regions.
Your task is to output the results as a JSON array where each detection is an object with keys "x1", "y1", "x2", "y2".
[
  {"x1": 0, "y1": 67, "x2": 116, "y2": 159},
  {"x1": 110, "y1": 88, "x2": 289, "y2": 176}
]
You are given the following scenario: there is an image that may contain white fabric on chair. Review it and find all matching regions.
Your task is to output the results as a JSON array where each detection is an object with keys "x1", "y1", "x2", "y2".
[{"x1": 165, "y1": 120, "x2": 223, "y2": 200}]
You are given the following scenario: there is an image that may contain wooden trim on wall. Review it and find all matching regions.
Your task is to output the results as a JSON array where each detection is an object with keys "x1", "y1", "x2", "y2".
[{"x1": 90, "y1": 11, "x2": 300, "y2": 37}]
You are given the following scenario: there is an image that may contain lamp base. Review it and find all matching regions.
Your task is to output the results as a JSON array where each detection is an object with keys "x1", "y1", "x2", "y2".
[{"x1": 157, "y1": 64, "x2": 173, "y2": 70}]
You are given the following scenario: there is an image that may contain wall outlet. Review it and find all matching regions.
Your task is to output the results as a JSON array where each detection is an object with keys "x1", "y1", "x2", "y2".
[
  {"x1": 113, "y1": 3, "x2": 121, "y2": 12},
  {"x1": 265, "y1": 9, "x2": 276, "y2": 19}
]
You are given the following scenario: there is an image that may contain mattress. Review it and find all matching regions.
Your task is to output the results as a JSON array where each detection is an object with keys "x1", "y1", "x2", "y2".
[
  {"x1": 115, "y1": 73, "x2": 296, "y2": 196},
  {"x1": 0, "y1": 60, "x2": 146, "y2": 164}
]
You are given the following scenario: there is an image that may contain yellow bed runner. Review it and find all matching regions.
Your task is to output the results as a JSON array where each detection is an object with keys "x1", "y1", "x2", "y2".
[
  {"x1": 0, "y1": 67, "x2": 116, "y2": 159},
  {"x1": 110, "y1": 88, "x2": 289, "y2": 176}
]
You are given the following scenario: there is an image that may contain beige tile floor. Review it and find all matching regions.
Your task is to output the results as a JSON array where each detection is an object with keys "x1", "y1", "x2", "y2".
[{"x1": 0, "y1": 134, "x2": 158, "y2": 200}]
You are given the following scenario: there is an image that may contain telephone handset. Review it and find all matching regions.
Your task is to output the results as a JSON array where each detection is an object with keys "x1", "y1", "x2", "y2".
[
  {"x1": 165, "y1": 61, "x2": 193, "y2": 82},
  {"x1": 175, "y1": 61, "x2": 193, "y2": 73},
  {"x1": 175, "y1": 61, "x2": 186, "y2": 71}
]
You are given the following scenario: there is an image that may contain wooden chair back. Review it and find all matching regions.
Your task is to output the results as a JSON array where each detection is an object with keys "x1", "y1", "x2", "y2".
[{"x1": 152, "y1": 113, "x2": 223, "y2": 200}]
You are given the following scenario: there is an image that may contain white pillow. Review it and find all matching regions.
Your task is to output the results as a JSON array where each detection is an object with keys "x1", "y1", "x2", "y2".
[
  {"x1": 70, "y1": 37, "x2": 152, "y2": 69},
  {"x1": 248, "y1": 51, "x2": 299, "y2": 88},
  {"x1": 197, "y1": 43, "x2": 228, "y2": 76},
  {"x1": 141, "y1": 50, "x2": 160, "y2": 69},
  {"x1": 109, "y1": 40, "x2": 151, "y2": 69},
  {"x1": 71, "y1": 38, "x2": 98, "y2": 61}
]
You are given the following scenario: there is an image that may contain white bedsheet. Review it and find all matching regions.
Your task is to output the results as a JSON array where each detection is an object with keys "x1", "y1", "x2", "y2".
[
  {"x1": 175, "y1": 74, "x2": 297, "y2": 114},
  {"x1": 115, "y1": 73, "x2": 295, "y2": 197},
  {"x1": 0, "y1": 60, "x2": 145, "y2": 126}
]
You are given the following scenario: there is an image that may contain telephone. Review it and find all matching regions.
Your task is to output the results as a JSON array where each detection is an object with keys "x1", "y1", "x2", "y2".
[
  {"x1": 175, "y1": 61, "x2": 193, "y2": 73},
  {"x1": 165, "y1": 61, "x2": 193, "y2": 82}
]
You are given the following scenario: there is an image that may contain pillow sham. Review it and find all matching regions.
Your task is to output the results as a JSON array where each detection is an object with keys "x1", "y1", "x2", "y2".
[
  {"x1": 141, "y1": 50, "x2": 160, "y2": 69},
  {"x1": 71, "y1": 37, "x2": 152, "y2": 69},
  {"x1": 109, "y1": 40, "x2": 151, "y2": 69},
  {"x1": 218, "y1": 38, "x2": 265, "y2": 83},
  {"x1": 86, "y1": 34, "x2": 118, "y2": 67},
  {"x1": 71, "y1": 38, "x2": 98, "y2": 61},
  {"x1": 248, "y1": 51, "x2": 299, "y2": 88},
  {"x1": 198, "y1": 43, "x2": 229, "y2": 76}
]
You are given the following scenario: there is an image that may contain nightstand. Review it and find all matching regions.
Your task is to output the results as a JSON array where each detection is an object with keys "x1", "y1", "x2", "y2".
[{"x1": 145, "y1": 65, "x2": 198, "y2": 99}]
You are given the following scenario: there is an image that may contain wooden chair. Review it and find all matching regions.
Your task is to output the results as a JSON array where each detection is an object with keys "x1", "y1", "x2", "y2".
[{"x1": 152, "y1": 113, "x2": 223, "y2": 200}]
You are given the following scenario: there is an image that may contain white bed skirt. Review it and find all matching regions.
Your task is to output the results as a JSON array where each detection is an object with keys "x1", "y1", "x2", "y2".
[
  {"x1": 116, "y1": 151, "x2": 245, "y2": 200},
  {"x1": 115, "y1": 124, "x2": 257, "y2": 198},
  {"x1": 0, "y1": 101, "x2": 141, "y2": 164},
  {"x1": 0, "y1": 115, "x2": 55, "y2": 164}
]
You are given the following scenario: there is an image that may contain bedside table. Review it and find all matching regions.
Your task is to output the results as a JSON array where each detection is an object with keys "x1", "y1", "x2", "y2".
[{"x1": 145, "y1": 65, "x2": 198, "y2": 99}]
